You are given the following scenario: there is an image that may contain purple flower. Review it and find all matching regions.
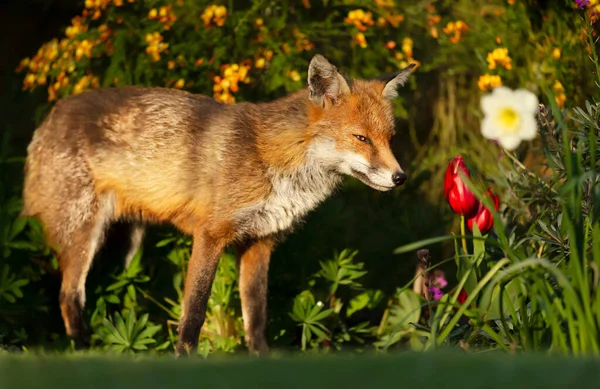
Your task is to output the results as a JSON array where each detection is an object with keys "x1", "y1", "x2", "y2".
[
  {"x1": 435, "y1": 275, "x2": 448, "y2": 289},
  {"x1": 429, "y1": 286, "x2": 444, "y2": 300},
  {"x1": 576, "y1": 0, "x2": 590, "y2": 9}
]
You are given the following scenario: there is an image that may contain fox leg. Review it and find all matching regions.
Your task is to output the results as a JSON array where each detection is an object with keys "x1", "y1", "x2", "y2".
[
  {"x1": 176, "y1": 228, "x2": 226, "y2": 356},
  {"x1": 57, "y1": 195, "x2": 113, "y2": 345},
  {"x1": 238, "y1": 237, "x2": 274, "y2": 355}
]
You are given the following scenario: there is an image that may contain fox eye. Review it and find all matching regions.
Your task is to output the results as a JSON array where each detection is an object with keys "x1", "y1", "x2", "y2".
[{"x1": 353, "y1": 134, "x2": 372, "y2": 144}]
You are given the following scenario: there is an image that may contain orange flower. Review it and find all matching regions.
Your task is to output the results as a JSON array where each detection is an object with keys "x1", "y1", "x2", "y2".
[
  {"x1": 477, "y1": 74, "x2": 503, "y2": 90},
  {"x1": 443, "y1": 20, "x2": 468, "y2": 44},
  {"x1": 486, "y1": 48, "x2": 512, "y2": 70},
  {"x1": 201, "y1": 5, "x2": 227, "y2": 27},
  {"x1": 345, "y1": 9, "x2": 374, "y2": 31},
  {"x1": 145, "y1": 32, "x2": 168, "y2": 61},
  {"x1": 552, "y1": 47, "x2": 561, "y2": 60},
  {"x1": 402, "y1": 37, "x2": 413, "y2": 58},
  {"x1": 288, "y1": 70, "x2": 301, "y2": 82},
  {"x1": 75, "y1": 40, "x2": 93, "y2": 60},
  {"x1": 255, "y1": 57, "x2": 266, "y2": 68},
  {"x1": 174, "y1": 78, "x2": 185, "y2": 89},
  {"x1": 213, "y1": 62, "x2": 251, "y2": 104},
  {"x1": 354, "y1": 32, "x2": 367, "y2": 48}
]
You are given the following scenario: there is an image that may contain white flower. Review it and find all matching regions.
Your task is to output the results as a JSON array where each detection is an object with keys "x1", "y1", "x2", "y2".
[{"x1": 480, "y1": 86, "x2": 539, "y2": 151}]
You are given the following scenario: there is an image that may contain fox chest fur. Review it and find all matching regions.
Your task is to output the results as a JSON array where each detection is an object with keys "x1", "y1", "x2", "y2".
[{"x1": 233, "y1": 160, "x2": 342, "y2": 239}]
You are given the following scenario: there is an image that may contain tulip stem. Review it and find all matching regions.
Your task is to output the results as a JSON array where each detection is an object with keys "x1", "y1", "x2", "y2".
[{"x1": 460, "y1": 215, "x2": 468, "y2": 254}]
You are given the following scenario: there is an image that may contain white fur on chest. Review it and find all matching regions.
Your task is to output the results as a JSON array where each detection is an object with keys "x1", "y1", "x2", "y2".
[{"x1": 235, "y1": 164, "x2": 341, "y2": 239}]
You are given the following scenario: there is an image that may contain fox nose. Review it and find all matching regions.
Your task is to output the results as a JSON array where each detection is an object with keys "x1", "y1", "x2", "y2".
[{"x1": 392, "y1": 171, "x2": 407, "y2": 186}]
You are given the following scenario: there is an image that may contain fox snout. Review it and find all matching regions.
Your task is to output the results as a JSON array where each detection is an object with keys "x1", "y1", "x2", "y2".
[
  {"x1": 363, "y1": 165, "x2": 407, "y2": 191},
  {"x1": 337, "y1": 150, "x2": 407, "y2": 191},
  {"x1": 392, "y1": 171, "x2": 407, "y2": 186}
]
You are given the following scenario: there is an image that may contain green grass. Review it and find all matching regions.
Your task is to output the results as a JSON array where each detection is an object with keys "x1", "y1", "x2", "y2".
[{"x1": 1, "y1": 351, "x2": 600, "y2": 389}]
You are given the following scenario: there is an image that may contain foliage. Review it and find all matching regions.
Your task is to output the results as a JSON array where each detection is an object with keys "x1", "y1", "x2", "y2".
[{"x1": 388, "y1": 9, "x2": 600, "y2": 355}]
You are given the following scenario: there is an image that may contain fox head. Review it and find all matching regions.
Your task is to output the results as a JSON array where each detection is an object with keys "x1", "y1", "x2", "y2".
[{"x1": 306, "y1": 54, "x2": 415, "y2": 191}]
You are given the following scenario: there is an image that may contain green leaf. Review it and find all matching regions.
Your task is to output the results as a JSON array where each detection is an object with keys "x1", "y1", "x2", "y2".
[
  {"x1": 484, "y1": 279, "x2": 528, "y2": 321},
  {"x1": 104, "y1": 294, "x2": 120, "y2": 304},
  {"x1": 308, "y1": 323, "x2": 330, "y2": 341},
  {"x1": 393, "y1": 235, "x2": 458, "y2": 254},
  {"x1": 137, "y1": 324, "x2": 162, "y2": 341},
  {"x1": 156, "y1": 237, "x2": 176, "y2": 247},
  {"x1": 8, "y1": 217, "x2": 27, "y2": 241},
  {"x1": 311, "y1": 307, "x2": 334, "y2": 322},
  {"x1": 106, "y1": 279, "x2": 129, "y2": 292},
  {"x1": 126, "y1": 309, "x2": 136, "y2": 338}
]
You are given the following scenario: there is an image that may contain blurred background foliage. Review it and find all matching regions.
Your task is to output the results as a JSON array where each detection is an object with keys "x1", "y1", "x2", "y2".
[{"x1": 0, "y1": 0, "x2": 597, "y2": 355}]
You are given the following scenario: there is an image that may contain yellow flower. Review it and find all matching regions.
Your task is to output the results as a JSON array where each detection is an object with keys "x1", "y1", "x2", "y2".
[
  {"x1": 214, "y1": 5, "x2": 226, "y2": 18},
  {"x1": 443, "y1": 20, "x2": 468, "y2": 44},
  {"x1": 477, "y1": 74, "x2": 503, "y2": 91},
  {"x1": 24, "y1": 73, "x2": 36, "y2": 87},
  {"x1": 255, "y1": 18, "x2": 264, "y2": 27},
  {"x1": 430, "y1": 27, "x2": 439, "y2": 38},
  {"x1": 289, "y1": 70, "x2": 301, "y2": 82},
  {"x1": 75, "y1": 40, "x2": 93, "y2": 60},
  {"x1": 486, "y1": 48, "x2": 512, "y2": 70},
  {"x1": 345, "y1": 9, "x2": 374, "y2": 31},
  {"x1": 145, "y1": 32, "x2": 168, "y2": 61},
  {"x1": 553, "y1": 80, "x2": 564, "y2": 92},
  {"x1": 174, "y1": 78, "x2": 185, "y2": 89},
  {"x1": 148, "y1": 8, "x2": 157, "y2": 19},
  {"x1": 552, "y1": 47, "x2": 561, "y2": 60},
  {"x1": 402, "y1": 37, "x2": 413, "y2": 58},
  {"x1": 201, "y1": 5, "x2": 227, "y2": 27},
  {"x1": 168, "y1": 60, "x2": 176, "y2": 70},
  {"x1": 48, "y1": 86, "x2": 57, "y2": 101},
  {"x1": 73, "y1": 76, "x2": 89, "y2": 95},
  {"x1": 354, "y1": 32, "x2": 367, "y2": 48},
  {"x1": 16, "y1": 58, "x2": 30, "y2": 72},
  {"x1": 255, "y1": 57, "x2": 266, "y2": 69}
]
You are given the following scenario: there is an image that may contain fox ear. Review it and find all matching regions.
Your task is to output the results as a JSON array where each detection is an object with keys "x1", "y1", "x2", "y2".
[
  {"x1": 307, "y1": 54, "x2": 351, "y2": 109},
  {"x1": 377, "y1": 63, "x2": 416, "y2": 100}
]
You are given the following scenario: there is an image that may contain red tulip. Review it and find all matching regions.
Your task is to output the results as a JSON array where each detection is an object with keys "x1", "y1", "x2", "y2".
[
  {"x1": 443, "y1": 156, "x2": 479, "y2": 217},
  {"x1": 457, "y1": 289, "x2": 468, "y2": 305},
  {"x1": 467, "y1": 188, "x2": 500, "y2": 235}
]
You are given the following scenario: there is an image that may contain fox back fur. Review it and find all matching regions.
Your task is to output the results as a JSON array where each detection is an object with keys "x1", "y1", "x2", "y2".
[{"x1": 22, "y1": 54, "x2": 415, "y2": 355}]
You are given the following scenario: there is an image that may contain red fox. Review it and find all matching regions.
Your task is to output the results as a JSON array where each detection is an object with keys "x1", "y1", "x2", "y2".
[{"x1": 21, "y1": 54, "x2": 414, "y2": 355}]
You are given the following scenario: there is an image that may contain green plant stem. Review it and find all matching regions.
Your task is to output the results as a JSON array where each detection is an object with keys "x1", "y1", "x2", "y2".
[
  {"x1": 584, "y1": 11, "x2": 600, "y2": 89},
  {"x1": 460, "y1": 215, "x2": 468, "y2": 254},
  {"x1": 435, "y1": 259, "x2": 511, "y2": 346}
]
